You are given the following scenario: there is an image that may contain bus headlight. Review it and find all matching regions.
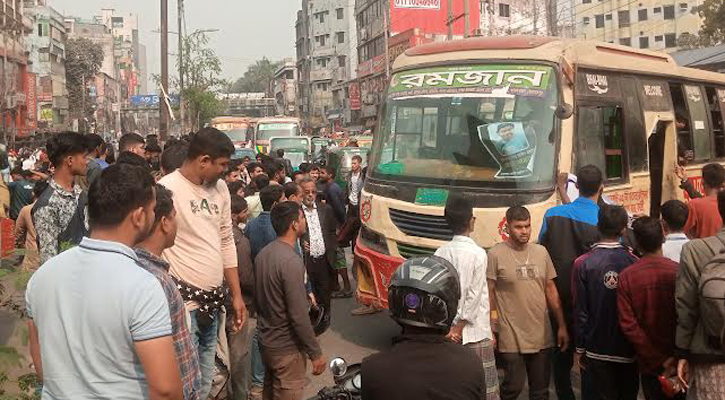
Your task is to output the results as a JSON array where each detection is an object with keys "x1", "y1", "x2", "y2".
[{"x1": 359, "y1": 225, "x2": 389, "y2": 255}]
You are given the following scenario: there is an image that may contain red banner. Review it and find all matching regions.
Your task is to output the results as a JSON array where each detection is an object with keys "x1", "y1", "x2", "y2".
[
  {"x1": 390, "y1": 0, "x2": 479, "y2": 37},
  {"x1": 349, "y1": 82, "x2": 361, "y2": 110},
  {"x1": 25, "y1": 72, "x2": 36, "y2": 130}
]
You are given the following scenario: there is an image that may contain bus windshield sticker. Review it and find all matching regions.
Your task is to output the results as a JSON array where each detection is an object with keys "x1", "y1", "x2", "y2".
[
  {"x1": 389, "y1": 65, "x2": 551, "y2": 99},
  {"x1": 414, "y1": 188, "x2": 449, "y2": 206},
  {"x1": 478, "y1": 122, "x2": 536, "y2": 179}
]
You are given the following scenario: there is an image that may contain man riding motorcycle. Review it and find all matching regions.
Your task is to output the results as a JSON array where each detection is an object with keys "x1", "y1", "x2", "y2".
[{"x1": 362, "y1": 256, "x2": 485, "y2": 400}]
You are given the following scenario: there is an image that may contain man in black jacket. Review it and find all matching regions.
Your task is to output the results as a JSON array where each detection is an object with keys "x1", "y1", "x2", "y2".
[{"x1": 300, "y1": 177, "x2": 338, "y2": 332}]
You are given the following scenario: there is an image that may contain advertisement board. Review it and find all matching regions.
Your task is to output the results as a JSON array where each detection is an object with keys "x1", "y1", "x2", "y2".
[
  {"x1": 349, "y1": 82, "x2": 361, "y2": 110},
  {"x1": 25, "y1": 72, "x2": 37, "y2": 129},
  {"x1": 390, "y1": 0, "x2": 479, "y2": 36}
]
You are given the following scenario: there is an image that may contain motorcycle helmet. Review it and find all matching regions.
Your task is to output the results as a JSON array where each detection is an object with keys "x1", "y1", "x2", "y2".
[
  {"x1": 387, "y1": 255, "x2": 461, "y2": 332},
  {"x1": 309, "y1": 304, "x2": 329, "y2": 336}
]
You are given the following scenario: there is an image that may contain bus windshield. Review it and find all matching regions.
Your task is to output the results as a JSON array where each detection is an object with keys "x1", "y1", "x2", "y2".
[
  {"x1": 257, "y1": 122, "x2": 300, "y2": 140},
  {"x1": 224, "y1": 128, "x2": 249, "y2": 142},
  {"x1": 371, "y1": 64, "x2": 559, "y2": 189}
]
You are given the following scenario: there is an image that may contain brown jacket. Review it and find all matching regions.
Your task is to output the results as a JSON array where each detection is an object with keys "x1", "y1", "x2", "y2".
[{"x1": 15, "y1": 203, "x2": 39, "y2": 270}]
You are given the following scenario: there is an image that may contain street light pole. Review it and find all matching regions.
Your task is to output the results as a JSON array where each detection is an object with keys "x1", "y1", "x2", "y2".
[
  {"x1": 178, "y1": 0, "x2": 184, "y2": 135},
  {"x1": 160, "y1": 0, "x2": 169, "y2": 140}
]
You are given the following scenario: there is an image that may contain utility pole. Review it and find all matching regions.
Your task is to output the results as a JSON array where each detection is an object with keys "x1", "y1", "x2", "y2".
[
  {"x1": 160, "y1": 0, "x2": 169, "y2": 140},
  {"x1": 447, "y1": 0, "x2": 453, "y2": 40},
  {"x1": 383, "y1": 4, "x2": 390, "y2": 80},
  {"x1": 178, "y1": 0, "x2": 184, "y2": 134},
  {"x1": 464, "y1": 0, "x2": 470, "y2": 38}
]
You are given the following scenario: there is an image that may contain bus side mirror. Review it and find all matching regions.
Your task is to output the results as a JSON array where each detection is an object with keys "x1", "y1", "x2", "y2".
[{"x1": 555, "y1": 103, "x2": 574, "y2": 120}]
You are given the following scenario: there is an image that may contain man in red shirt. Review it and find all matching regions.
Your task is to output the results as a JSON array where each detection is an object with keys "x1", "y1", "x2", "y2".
[
  {"x1": 617, "y1": 216, "x2": 683, "y2": 400},
  {"x1": 683, "y1": 163, "x2": 725, "y2": 239}
]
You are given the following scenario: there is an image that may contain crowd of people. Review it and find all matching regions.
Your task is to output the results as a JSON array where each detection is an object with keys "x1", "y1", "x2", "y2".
[
  {"x1": 382, "y1": 163, "x2": 723, "y2": 400},
  {"x1": 0, "y1": 128, "x2": 367, "y2": 400},
  {"x1": 2, "y1": 128, "x2": 725, "y2": 400}
]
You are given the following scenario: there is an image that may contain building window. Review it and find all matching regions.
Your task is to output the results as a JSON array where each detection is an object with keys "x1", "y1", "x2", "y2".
[
  {"x1": 320, "y1": 11, "x2": 326, "y2": 23},
  {"x1": 499, "y1": 3, "x2": 510, "y2": 17},
  {"x1": 653, "y1": 7, "x2": 661, "y2": 13},
  {"x1": 664, "y1": 5, "x2": 675, "y2": 19},
  {"x1": 337, "y1": 32, "x2": 345, "y2": 44},
  {"x1": 316, "y1": 57, "x2": 329, "y2": 67},
  {"x1": 595, "y1": 14, "x2": 604, "y2": 28},
  {"x1": 655, "y1": 35, "x2": 663, "y2": 42},
  {"x1": 618, "y1": 10, "x2": 630, "y2": 27},
  {"x1": 680, "y1": 3, "x2": 689, "y2": 10},
  {"x1": 639, "y1": 36, "x2": 649, "y2": 48},
  {"x1": 338, "y1": 55, "x2": 346, "y2": 67},
  {"x1": 337, "y1": 8, "x2": 344, "y2": 19},
  {"x1": 619, "y1": 37, "x2": 631, "y2": 46},
  {"x1": 638, "y1": 9, "x2": 648, "y2": 21},
  {"x1": 583, "y1": 0, "x2": 591, "y2": 3},
  {"x1": 606, "y1": 14, "x2": 612, "y2": 20},
  {"x1": 665, "y1": 33, "x2": 677, "y2": 48}
]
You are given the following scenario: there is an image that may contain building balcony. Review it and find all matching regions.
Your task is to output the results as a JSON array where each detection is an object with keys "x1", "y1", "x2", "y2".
[{"x1": 310, "y1": 69, "x2": 332, "y2": 82}]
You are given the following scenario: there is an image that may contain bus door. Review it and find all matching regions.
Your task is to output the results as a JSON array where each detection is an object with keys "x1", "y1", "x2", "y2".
[{"x1": 637, "y1": 79, "x2": 673, "y2": 216}]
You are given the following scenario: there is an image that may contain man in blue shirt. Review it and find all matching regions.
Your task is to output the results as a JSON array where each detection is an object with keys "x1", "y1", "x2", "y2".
[
  {"x1": 539, "y1": 164, "x2": 603, "y2": 400},
  {"x1": 25, "y1": 163, "x2": 183, "y2": 400},
  {"x1": 8, "y1": 166, "x2": 34, "y2": 220}
]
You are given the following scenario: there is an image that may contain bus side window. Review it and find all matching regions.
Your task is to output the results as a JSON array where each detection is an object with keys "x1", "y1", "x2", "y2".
[
  {"x1": 705, "y1": 86, "x2": 725, "y2": 158},
  {"x1": 686, "y1": 85, "x2": 712, "y2": 161},
  {"x1": 576, "y1": 105, "x2": 626, "y2": 181}
]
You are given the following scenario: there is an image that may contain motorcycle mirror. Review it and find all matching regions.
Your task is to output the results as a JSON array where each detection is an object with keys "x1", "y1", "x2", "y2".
[
  {"x1": 329, "y1": 357, "x2": 348, "y2": 377},
  {"x1": 555, "y1": 103, "x2": 574, "y2": 120}
]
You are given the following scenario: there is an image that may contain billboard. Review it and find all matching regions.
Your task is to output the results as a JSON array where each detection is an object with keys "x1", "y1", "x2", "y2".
[
  {"x1": 394, "y1": 0, "x2": 440, "y2": 9},
  {"x1": 349, "y1": 82, "x2": 361, "y2": 110},
  {"x1": 390, "y1": 0, "x2": 479, "y2": 37},
  {"x1": 25, "y1": 72, "x2": 37, "y2": 130}
]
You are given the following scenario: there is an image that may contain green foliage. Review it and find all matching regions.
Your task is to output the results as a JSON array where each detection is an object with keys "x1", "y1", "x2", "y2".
[
  {"x1": 230, "y1": 58, "x2": 280, "y2": 94},
  {"x1": 65, "y1": 38, "x2": 105, "y2": 130},
  {"x1": 695, "y1": 0, "x2": 725, "y2": 46}
]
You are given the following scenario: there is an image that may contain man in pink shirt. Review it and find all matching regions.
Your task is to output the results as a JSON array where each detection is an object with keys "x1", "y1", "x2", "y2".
[{"x1": 160, "y1": 128, "x2": 247, "y2": 399}]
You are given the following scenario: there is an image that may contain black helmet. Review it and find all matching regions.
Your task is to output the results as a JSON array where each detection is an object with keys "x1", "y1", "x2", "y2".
[
  {"x1": 387, "y1": 256, "x2": 461, "y2": 332},
  {"x1": 309, "y1": 304, "x2": 329, "y2": 336}
]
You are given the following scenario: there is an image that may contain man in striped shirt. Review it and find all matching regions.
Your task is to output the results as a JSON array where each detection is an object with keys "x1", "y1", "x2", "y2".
[{"x1": 136, "y1": 184, "x2": 201, "y2": 400}]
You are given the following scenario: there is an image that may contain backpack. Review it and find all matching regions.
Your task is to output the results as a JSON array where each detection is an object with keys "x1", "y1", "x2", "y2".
[{"x1": 698, "y1": 235, "x2": 725, "y2": 350}]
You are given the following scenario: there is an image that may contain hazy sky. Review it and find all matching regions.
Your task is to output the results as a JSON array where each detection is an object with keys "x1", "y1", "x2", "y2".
[{"x1": 47, "y1": 0, "x2": 299, "y2": 93}]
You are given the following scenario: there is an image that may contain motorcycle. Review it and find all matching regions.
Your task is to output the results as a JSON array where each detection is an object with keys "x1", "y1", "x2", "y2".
[{"x1": 307, "y1": 357, "x2": 361, "y2": 400}]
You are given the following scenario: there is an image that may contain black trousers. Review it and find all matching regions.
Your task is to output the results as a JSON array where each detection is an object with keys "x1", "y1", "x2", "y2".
[
  {"x1": 306, "y1": 255, "x2": 334, "y2": 318},
  {"x1": 588, "y1": 359, "x2": 639, "y2": 400},
  {"x1": 500, "y1": 349, "x2": 551, "y2": 400}
]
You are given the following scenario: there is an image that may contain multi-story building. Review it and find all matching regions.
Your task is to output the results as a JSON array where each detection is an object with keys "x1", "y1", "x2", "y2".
[
  {"x1": 24, "y1": 0, "x2": 68, "y2": 131},
  {"x1": 64, "y1": 18, "x2": 121, "y2": 134},
  {"x1": 94, "y1": 9, "x2": 145, "y2": 98},
  {"x1": 0, "y1": 0, "x2": 33, "y2": 140},
  {"x1": 295, "y1": 0, "x2": 357, "y2": 133},
  {"x1": 575, "y1": 0, "x2": 704, "y2": 52},
  {"x1": 479, "y1": 0, "x2": 548, "y2": 35},
  {"x1": 354, "y1": 0, "x2": 481, "y2": 127},
  {"x1": 273, "y1": 58, "x2": 298, "y2": 117}
]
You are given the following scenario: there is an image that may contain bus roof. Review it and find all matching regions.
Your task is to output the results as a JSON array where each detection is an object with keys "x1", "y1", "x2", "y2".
[
  {"x1": 211, "y1": 116, "x2": 251, "y2": 122},
  {"x1": 395, "y1": 36, "x2": 725, "y2": 85},
  {"x1": 256, "y1": 116, "x2": 301, "y2": 124}
]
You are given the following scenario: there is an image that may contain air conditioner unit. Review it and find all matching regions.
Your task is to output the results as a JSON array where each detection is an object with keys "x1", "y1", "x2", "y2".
[{"x1": 583, "y1": 17, "x2": 590, "y2": 25}]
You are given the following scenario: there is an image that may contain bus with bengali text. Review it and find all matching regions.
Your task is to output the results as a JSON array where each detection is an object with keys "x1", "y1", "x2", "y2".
[
  {"x1": 210, "y1": 116, "x2": 252, "y2": 147},
  {"x1": 354, "y1": 36, "x2": 725, "y2": 309},
  {"x1": 253, "y1": 116, "x2": 302, "y2": 154}
]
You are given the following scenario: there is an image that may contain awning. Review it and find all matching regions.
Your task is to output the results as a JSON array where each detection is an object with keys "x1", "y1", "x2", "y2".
[{"x1": 327, "y1": 113, "x2": 341, "y2": 120}]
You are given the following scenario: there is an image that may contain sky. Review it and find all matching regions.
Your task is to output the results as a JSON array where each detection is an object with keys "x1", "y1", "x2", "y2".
[{"x1": 47, "y1": 0, "x2": 299, "y2": 93}]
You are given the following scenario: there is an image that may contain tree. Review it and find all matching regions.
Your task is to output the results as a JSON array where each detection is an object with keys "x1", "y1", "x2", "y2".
[
  {"x1": 154, "y1": 30, "x2": 228, "y2": 131},
  {"x1": 695, "y1": 0, "x2": 725, "y2": 46},
  {"x1": 677, "y1": 33, "x2": 704, "y2": 50},
  {"x1": 230, "y1": 58, "x2": 280, "y2": 94},
  {"x1": 65, "y1": 38, "x2": 104, "y2": 133}
]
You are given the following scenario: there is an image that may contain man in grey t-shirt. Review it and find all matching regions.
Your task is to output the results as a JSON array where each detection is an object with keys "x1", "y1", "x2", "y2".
[{"x1": 25, "y1": 164, "x2": 183, "y2": 400}]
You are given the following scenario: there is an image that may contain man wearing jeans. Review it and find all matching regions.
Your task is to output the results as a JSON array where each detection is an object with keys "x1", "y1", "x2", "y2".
[{"x1": 161, "y1": 128, "x2": 247, "y2": 399}]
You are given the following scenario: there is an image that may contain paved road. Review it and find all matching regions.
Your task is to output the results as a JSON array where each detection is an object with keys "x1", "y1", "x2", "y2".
[{"x1": 303, "y1": 295, "x2": 398, "y2": 399}]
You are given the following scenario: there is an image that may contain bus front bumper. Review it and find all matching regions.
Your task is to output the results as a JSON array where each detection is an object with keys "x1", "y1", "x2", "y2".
[{"x1": 353, "y1": 236, "x2": 405, "y2": 310}]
